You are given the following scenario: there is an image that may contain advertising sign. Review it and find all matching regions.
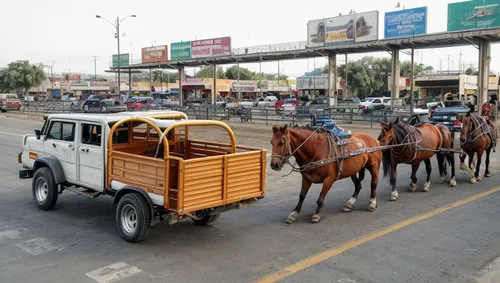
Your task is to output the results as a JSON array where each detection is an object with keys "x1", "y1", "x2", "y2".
[
  {"x1": 112, "y1": 54, "x2": 129, "y2": 67},
  {"x1": 171, "y1": 41, "x2": 191, "y2": 60},
  {"x1": 448, "y1": 0, "x2": 500, "y2": 32},
  {"x1": 191, "y1": 37, "x2": 231, "y2": 58},
  {"x1": 325, "y1": 11, "x2": 379, "y2": 46},
  {"x1": 183, "y1": 78, "x2": 205, "y2": 85},
  {"x1": 141, "y1": 45, "x2": 168, "y2": 63},
  {"x1": 297, "y1": 75, "x2": 329, "y2": 89},
  {"x1": 307, "y1": 19, "x2": 326, "y2": 47},
  {"x1": 384, "y1": 7, "x2": 427, "y2": 38},
  {"x1": 231, "y1": 80, "x2": 257, "y2": 92}
]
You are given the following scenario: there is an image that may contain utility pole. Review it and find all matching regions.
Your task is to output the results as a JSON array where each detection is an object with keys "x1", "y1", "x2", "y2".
[
  {"x1": 96, "y1": 14, "x2": 137, "y2": 95},
  {"x1": 458, "y1": 48, "x2": 463, "y2": 74},
  {"x1": 92, "y1": 56, "x2": 99, "y2": 80}
]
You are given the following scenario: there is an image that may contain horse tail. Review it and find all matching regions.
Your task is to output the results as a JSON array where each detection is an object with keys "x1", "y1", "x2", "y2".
[
  {"x1": 436, "y1": 153, "x2": 446, "y2": 178},
  {"x1": 382, "y1": 149, "x2": 392, "y2": 178},
  {"x1": 434, "y1": 124, "x2": 451, "y2": 177}
]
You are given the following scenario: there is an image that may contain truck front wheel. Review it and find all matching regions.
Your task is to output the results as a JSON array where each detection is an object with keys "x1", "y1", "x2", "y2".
[
  {"x1": 32, "y1": 167, "x2": 58, "y2": 210},
  {"x1": 115, "y1": 193, "x2": 151, "y2": 242}
]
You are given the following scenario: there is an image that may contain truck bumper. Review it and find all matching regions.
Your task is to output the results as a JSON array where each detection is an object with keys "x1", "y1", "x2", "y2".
[{"x1": 19, "y1": 168, "x2": 34, "y2": 179}]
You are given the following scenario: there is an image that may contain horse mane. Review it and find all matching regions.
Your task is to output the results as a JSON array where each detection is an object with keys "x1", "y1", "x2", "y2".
[
  {"x1": 392, "y1": 123, "x2": 412, "y2": 144},
  {"x1": 381, "y1": 122, "x2": 413, "y2": 179}
]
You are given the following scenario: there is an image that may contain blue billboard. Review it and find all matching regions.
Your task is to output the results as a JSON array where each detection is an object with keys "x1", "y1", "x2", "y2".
[{"x1": 384, "y1": 7, "x2": 427, "y2": 39}]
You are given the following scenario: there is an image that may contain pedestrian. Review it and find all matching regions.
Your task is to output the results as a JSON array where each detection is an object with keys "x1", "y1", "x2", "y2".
[{"x1": 481, "y1": 96, "x2": 498, "y2": 152}]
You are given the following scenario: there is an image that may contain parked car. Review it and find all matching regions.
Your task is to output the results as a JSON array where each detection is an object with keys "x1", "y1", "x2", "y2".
[
  {"x1": 275, "y1": 98, "x2": 299, "y2": 114},
  {"x1": 0, "y1": 93, "x2": 22, "y2": 110},
  {"x1": 83, "y1": 99, "x2": 127, "y2": 113},
  {"x1": 429, "y1": 100, "x2": 470, "y2": 132},
  {"x1": 358, "y1": 97, "x2": 391, "y2": 112},
  {"x1": 255, "y1": 96, "x2": 278, "y2": 107},
  {"x1": 282, "y1": 99, "x2": 300, "y2": 117}
]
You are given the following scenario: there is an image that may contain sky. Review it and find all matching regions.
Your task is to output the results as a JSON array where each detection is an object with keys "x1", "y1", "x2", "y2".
[{"x1": 1, "y1": 0, "x2": 499, "y2": 78}]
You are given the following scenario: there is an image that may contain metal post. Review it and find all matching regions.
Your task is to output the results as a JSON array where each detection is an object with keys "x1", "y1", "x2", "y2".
[
  {"x1": 278, "y1": 61, "x2": 280, "y2": 91},
  {"x1": 410, "y1": 48, "x2": 415, "y2": 117},
  {"x1": 344, "y1": 54, "x2": 348, "y2": 97},
  {"x1": 478, "y1": 40, "x2": 491, "y2": 106},
  {"x1": 328, "y1": 54, "x2": 337, "y2": 108},
  {"x1": 179, "y1": 66, "x2": 185, "y2": 107},
  {"x1": 259, "y1": 61, "x2": 262, "y2": 97},
  {"x1": 237, "y1": 61, "x2": 240, "y2": 100},
  {"x1": 116, "y1": 17, "x2": 121, "y2": 96},
  {"x1": 212, "y1": 64, "x2": 217, "y2": 105},
  {"x1": 92, "y1": 56, "x2": 98, "y2": 80},
  {"x1": 128, "y1": 71, "x2": 132, "y2": 94},
  {"x1": 390, "y1": 47, "x2": 400, "y2": 110}
]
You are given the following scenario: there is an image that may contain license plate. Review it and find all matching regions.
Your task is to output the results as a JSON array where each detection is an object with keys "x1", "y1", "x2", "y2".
[{"x1": 443, "y1": 116, "x2": 448, "y2": 119}]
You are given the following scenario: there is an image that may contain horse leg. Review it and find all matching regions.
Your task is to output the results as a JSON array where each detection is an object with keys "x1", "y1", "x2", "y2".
[
  {"x1": 367, "y1": 162, "x2": 379, "y2": 212},
  {"x1": 423, "y1": 158, "x2": 432, "y2": 192},
  {"x1": 286, "y1": 177, "x2": 312, "y2": 224},
  {"x1": 460, "y1": 152, "x2": 476, "y2": 183},
  {"x1": 485, "y1": 146, "x2": 492, "y2": 178},
  {"x1": 312, "y1": 177, "x2": 335, "y2": 223},
  {"x1": 409, "y1": 161, "x2": 421, "y2": 192},
  {"x1": 343, "y1": 174, "x2": 362, "y2": 212},
  {"x1": 475, "y1": 150, "x2": 484, "y2": 182},
  {"x1": 448, "y1": 152, "x2": 457, "y2": 187},
  {"x1": 389, "y1": 158, "x2": 399, "y2": 201}
]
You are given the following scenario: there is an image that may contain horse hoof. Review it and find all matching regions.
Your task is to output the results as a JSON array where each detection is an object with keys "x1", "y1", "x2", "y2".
[
  {"x1": 422, "y1": 182, "x2": 430, "y2": 192},
  {"x1": 409, "y1": 183, "x2": 417, "y2": 192},
  {"x1": 477, "y1": 176, "x2": 483, "y2": 181},
  {"x1": 460, "y1": 163, "x2": 468, "y2": 171},
  {"x1": 311, "y1": 214, "x2": 321, "y2": 223},
  {"x1": 449, "y1": 180, "x2": 457, "y2": 187},
  {"x1": 470, "y1": 178, "x2": 477, "y2": 184},
  {"x1": 485, "y1": 173, "x2": 492, "y2": 178},
  {"x1": 368, "y1": 199, "x2": 377, "y2": 212},
  {"x1": 343, "y1": 206, "x2": 352, "y2": 212},
  {"x1": 390, "y1": 191, "x2": 399, "y2": 201},
  {"x1": 286, "y1": 211, "x2": 299, "y2": 224},
  {"x1": 441, "y1": 176, "x2": 445, "y2": 181}
]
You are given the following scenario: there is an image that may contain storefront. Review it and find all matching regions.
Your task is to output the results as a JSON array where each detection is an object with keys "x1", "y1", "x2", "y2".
[{"x1": 230, "y1": 80, "x2": 259, "y2": 99}]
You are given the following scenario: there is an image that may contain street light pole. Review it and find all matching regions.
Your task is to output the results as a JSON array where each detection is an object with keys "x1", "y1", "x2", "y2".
[{"x1": 96, "y1": 14, "x2": 136, "y2": 96}]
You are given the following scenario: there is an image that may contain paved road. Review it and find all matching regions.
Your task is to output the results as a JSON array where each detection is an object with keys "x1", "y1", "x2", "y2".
[{"x1": 0, "y1": 114, "x2": 499, "y2": 283}]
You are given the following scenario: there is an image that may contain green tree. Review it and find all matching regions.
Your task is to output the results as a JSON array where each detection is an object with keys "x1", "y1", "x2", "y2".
[
  {"x1": 465, "y1": 67, "x2": 479, "y2": 75},
  {"x1": 196, "y1": 66, "x2": 226, "y2": 79},
  {"x1": 225, "y1": 66, "x2": 255, "y2": 80},
  {"x1": 152, "y1": 70, "x2": 176, "y2": 83},
  {"x1": 0, "y1": 61, "x2": 46, "y2": 93},
  {"x1": 131, "y1": 71, "x2": 150, "y2": 82}
]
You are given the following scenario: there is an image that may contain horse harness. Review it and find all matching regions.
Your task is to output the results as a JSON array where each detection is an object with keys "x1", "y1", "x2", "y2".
[
  {"x1": 390, "y1": 124, "x2": 422, "y2": 164},
  {"x1": 462, "y1": 114, "x2": 493, "y2": 145}
]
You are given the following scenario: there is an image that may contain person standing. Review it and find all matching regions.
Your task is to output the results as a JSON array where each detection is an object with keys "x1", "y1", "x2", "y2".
[{"x1": 481, "y1": 96, "x2": 498, "y2": 152}]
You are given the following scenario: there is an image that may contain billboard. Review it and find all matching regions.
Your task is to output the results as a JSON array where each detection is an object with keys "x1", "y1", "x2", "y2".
[
  {"x1": 448, "y1": 0, "x2": 500, "y2": 32},
  {"x1": 297, "y1": 75, "x2": 329, "y2": 89},
  {"x1": 141, "y1": 45, "x2": 168, "y2": 63},
  {"x1": 325, "y1": 11, "x2": 379, "y2": 46},
  {"x1": 307, "y1": 19, "x2": 326, "y2": 47},
  {"x1": 384, "y1": 7, "x2": 427, "y2": 38},
  {"x1": 171, "y1": 41, "x2": 191, "y2": 60},
  {"x1": 112, "y1": 54, "x2": 129, "y2": 67},
  {"x1": 191, "y1": 37, "x2": 231, "y2": 58}
]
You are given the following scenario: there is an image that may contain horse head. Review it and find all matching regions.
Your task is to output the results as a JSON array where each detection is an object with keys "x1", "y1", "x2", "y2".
[
  {"x1": 377, "y1": 121, "x2": 395, "y2": 146},
  {"x1": 270, "y1": 124, "x2": 290, "y2": 171},
  {"x1": 460, "y1": 111, "x2": 474, "y2": 144}
]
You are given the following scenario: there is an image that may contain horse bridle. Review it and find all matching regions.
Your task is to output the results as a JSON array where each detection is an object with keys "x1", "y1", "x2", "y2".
[
  {"x1": 271, "y1": 126, "x2": 325, "y2": 164},
  {"x1": 462, "y1": 115, "x2": 490, "y2": 145}
]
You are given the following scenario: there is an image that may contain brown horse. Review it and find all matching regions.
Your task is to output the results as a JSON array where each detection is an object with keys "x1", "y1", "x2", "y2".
[
  {"x1": 378, "y1": 120, "x2": 456, "y2": 201},
  {"x1": 270, "y1": 124, "x2": 382, "y2": 224},
  {"x1": 459, "y1": 112, "x2": 493, "y2": 183}
]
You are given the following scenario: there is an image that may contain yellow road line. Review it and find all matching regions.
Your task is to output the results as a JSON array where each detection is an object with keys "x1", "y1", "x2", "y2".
[{"x1": 254, "y1": 186, "x2": 500, "y2": 283}]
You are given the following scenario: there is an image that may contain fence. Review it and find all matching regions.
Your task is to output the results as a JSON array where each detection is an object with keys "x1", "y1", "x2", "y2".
[{"x1": 18, "y1": 101, "x2": 416, "y2": 128}]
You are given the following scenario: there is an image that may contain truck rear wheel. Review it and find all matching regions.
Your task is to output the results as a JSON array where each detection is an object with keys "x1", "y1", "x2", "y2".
[
  {"x1": 191, "y1": 211, "x2": 221, "y2": 226},
  {"x1": 32, "y1": 167, "x2": 58, "y2": 210},
  {"x1": 115, "y1": 193, "x2": 151, "y2": 243}
]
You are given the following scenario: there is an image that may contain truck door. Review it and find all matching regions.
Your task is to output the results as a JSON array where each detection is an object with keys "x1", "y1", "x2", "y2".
[
  {"x1": 43, "y1": 120, "x2": 77, "y2": 182},
  {"x1": 77, "y1": 123, "x2": 104, "y2": 191}
]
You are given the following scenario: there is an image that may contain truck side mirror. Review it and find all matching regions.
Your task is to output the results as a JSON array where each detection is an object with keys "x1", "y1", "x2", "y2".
[{"x1": 34, "y1": 129, "x2": 41, "y2": 140}]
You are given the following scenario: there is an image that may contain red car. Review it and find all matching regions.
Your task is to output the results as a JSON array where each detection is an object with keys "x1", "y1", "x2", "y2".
[{"x1": 275, "y1": 98, "x2": 299, "y2": 113}]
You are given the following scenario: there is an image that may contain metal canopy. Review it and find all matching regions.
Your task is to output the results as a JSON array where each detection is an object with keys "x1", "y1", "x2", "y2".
[{"x1": 122, "y1": 28, "x2": 500, "y2": 70}]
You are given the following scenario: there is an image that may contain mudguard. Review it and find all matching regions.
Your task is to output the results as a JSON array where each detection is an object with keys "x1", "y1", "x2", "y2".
[{"x1": 33, "y1": 156, "x2": 66, "y2": 184}]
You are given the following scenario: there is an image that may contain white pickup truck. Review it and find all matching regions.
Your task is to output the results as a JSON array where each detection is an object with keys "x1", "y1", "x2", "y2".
[{"x1": 18, "y1": 111, "x2": 265, "y2": 242}]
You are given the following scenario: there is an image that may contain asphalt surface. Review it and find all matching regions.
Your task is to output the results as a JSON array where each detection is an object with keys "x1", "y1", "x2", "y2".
[{"x1": 0, "y1": 113, "x2": 500, "y2": 283}]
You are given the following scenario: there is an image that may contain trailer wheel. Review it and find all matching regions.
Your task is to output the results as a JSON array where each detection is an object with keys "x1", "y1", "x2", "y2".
[
  {"x1": 115, "y1": 193, "x2": 151, "y2": 243},
  {"x1": 192, "y1": 211, "x2": 221, "y2": 226},
  {"x1": 32, "y1": 167, "x2": 58, "y2": 210}
]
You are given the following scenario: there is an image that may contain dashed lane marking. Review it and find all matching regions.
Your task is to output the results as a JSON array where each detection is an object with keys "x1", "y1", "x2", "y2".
[
  {"x1": 86, "y1": 262, "x2": 142, "y2": 283},
  {"x1": 14, "y1": 237, "x2": 66, "y2": 256},
  {"x1": 0, "y1": 131, "x2": 24, "y2": 137}
]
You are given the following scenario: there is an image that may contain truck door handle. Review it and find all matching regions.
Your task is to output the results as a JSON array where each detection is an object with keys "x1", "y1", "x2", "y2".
[{"x1": 81, "y1": 148, "x2": 88, "y2": 153}]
